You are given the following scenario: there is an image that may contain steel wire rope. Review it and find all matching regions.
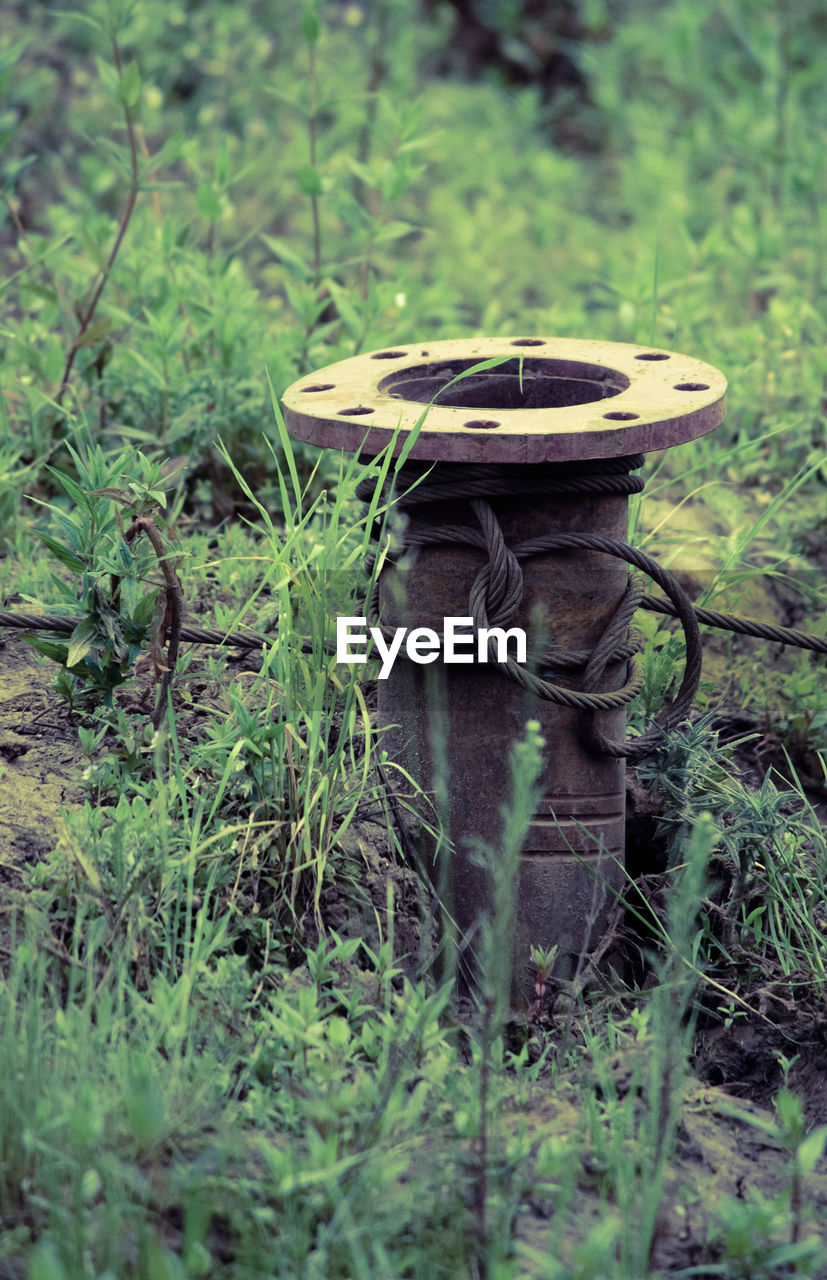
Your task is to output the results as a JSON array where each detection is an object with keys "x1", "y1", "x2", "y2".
[
  {"x1": 0, "y1": 611, "x2": 273, "y2": 651},
  {"x1": 355, "y1": 458, "x2": 820, "y2": 761},
  {"x1": 1, "y1": 455, "x2": 825, "y2": 758},
  {"x1": 5, "y1": 602, "x2": 822, "y2": 659}
]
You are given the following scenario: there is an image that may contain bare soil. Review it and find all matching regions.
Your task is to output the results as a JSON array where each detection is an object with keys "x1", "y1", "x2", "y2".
[{"x1": 0, "y1": 638, "x2": 85, "y2": 918}]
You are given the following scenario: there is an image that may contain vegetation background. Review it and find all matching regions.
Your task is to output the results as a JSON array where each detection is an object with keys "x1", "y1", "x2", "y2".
[{"x1": 1, "y1": 1, "x2": 826, "y2": 1276}]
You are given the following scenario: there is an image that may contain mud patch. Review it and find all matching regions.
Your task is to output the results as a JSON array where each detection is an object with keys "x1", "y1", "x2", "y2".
[
  {"x1": 514, "y1": 1074, "x2": 827, "y2": 1275},
  {"x1": 697, "y1": 1011, "x2": 827, "y2": 1126},
  {"x1": 0, "y1": 638, "x2": 85, "y2": 887}
]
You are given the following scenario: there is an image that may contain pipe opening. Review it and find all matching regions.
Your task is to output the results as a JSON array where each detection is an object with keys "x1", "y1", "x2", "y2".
[{"x1": 379, "y1": 357, "x2": 629, "y2": 410}]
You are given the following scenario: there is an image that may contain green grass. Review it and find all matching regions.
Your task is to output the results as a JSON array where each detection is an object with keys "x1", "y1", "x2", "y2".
[{"x1": 1, "y1": 0, "x2": 827, "y2": 1275}]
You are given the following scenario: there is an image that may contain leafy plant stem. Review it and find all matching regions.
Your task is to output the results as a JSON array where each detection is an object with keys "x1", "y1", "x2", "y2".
[
  {"x1": 123, "y1": 516, "x2": 183, "y2": 729},
  {"x1": 472, "y1": 720, "x2": 545, "y2": 1273},
  {"x1": 55, "y1": 7, "x2": 139, "y2": 410},
  {"x1": 308, "y1": 42, "x2": 322, "y2": 289},
  {"x1": 355, "y1": 2, "x2": 389, "y2": 208}
]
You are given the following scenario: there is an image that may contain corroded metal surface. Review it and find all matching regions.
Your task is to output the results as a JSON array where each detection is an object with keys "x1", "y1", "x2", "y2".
[
  {"x1": 378, "y1": 490, "x2": 629, "y2": 992},
  {"x1": 281, "y1": 337, "x2": 726, "y2": 1003},
  {"x1": 281, "y1": 336, "x2": 727, "y2": 463}
]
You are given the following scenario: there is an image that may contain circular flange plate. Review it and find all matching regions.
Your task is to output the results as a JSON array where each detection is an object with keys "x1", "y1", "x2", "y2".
[{"x1": 281, "y1": 337, "x2": 727, "y2": 463}]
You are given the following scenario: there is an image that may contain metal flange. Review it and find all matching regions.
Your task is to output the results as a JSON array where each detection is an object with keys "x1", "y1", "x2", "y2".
[{"x1": 281, "y1": 336, "x2": 727, "y2": 463}]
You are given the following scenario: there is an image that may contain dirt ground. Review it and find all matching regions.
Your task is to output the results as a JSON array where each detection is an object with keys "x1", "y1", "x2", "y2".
[
  {"x1": 1, "y1": 628, "x2": 826, "y2": 1274},
  {"x1": 0, "y1": 638, "x2": 85, "y2": 909},
  {"x1": 515, "y1": 1073, "x2": 827, "y2": 1273}
]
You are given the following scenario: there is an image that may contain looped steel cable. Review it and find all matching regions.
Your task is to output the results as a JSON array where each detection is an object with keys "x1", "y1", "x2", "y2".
[
  {"x1": 469, "y1": 497, "x2": 523, "y2": 628},
  {"x1": 639, "y1": 595, "x2": 827, "y2": 655},
  {"x1": 361, "y1": 455, "x2": 646, "y2": 510},
  {"x1": 470, "y1": 528, "x2": 703, "y2": 759},
  {"x1": 361, "y1": 456, "x2": 704, "y2": 761}
]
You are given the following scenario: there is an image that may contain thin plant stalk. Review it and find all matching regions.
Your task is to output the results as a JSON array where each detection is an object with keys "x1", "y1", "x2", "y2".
[
  {"x1": 471, "y1": 720, "x2": 545, "y2": 1275},
  {"x1": 56, "y1": 6, "x2": 140, "y2": 409}
]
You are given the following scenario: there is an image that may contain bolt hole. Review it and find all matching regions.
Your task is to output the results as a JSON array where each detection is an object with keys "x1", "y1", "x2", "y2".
[
  {"x1": 338, "y1": 406, "x2": 375, "y2": 416},
  {"x1": 634, "y1": 352, "x2": 670, "y2": 361},
  {"x1": 464, "y1": 419, "x2": 501, "y2": 430},
  {"x1": 370, "y1": 350, "x2": 407, "y2": 359},
  {"x1": 674, "y1": 382, "x2": 709, "y2": 391},
  {"x1": 511, "y1": 338, "x2": 545, "y2": 347},
  {"x1": 301, "y1": 383, "x2": 336, "y2": 392},
  {"x1": 603, "y1": 411, "x2": 640, "y2": 421}
]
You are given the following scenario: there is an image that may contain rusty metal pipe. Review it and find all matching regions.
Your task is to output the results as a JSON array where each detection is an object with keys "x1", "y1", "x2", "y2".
[
  {"x1": 283, "y1": 337, "x2": 726, "y2": 1002},
  {"x1": 377, "y1": 485, "x2": 630, "y2": 992}
]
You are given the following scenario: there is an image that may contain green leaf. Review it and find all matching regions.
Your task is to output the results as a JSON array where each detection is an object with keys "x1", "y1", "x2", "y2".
[
  {"x1": 43, "y1": 575, "x2": 81, "y2": 606},
  {"x1": 296, "y1": 165, "x2": 323, "y2": 198},
  {"x1": 45, "y1": 466, "x2": 90, "y2": 512},
  {"x1": 324, "y1": 280, "x2": 360, "y2": 337},
  {"x1": 67, "y1": 617, "x2": 100, "y2": 669},
  {"x1": 215, "y1": 136, "x2": 230, "y2": 187},
  {"x1": 27, "y1": 1240, "x2": 69, "y2": 1280},
  {"x1": 90, "y1": 486, "x2": 134, "y2": 506},
  {"x1": 160, "y1": 456, "x2": 189, "y2": 486},
  {"x1": 146, "y1": 487, "x2": 167, "y2": 510},
  {"x1": 142, "y1": 132, "x2": 184, "y2": 173},
  {"x1": 0, "y1": 40, "x2": 29, "y2": 79},
  {"x1": 51, "y1": 10, "x2": 102, "y2": 33},
  {"x1": 265, "y1": 368, "x2": 302, "y2": 510},
  {"x1": 95, "y1": 55, "x2": 120, "y2": 96},
  {"x1": 118, "y1": 59, "x2": 142, "y2": 110},
  {"x1": 326, "y1": 1016, "x2": 350, "y2": 1049},
  {"x1": 119, "y1": 344, "x2": 167, "y2": 387},
  {"x1": 260, "y1": 234, "x2": 312, "y2": 280},
  {"x1": 95, "y1": 597, "x2": 127, "y2": 659},
  {"x1": 36, "y1": 533, "x2": 87, "y2": 573},
  {"x1": 776, "y1": 1087, "x2": 804, "y2": 1138},
  {"x1": 20, "y1": 636, "x2": 71, "y2": 665},
  {"x1": 798, "y1": 1124, "x2": 827, "y2": 1174},
  {"x1": 302, "y1": 8, "x2": 322, "y2": 44},
  {"x1": 75, "y1": 317, "x2": 113, "y2": 349},
  {"x1": 375, "y1": 219, "x2": 418, "y2": 244},
  {"x1": 346, "y1": 157, "x2": 377, "y2": 187},
  {"x1": 261, "y1": 86, "x2": 308, "y2": 118},
  {"x1": 197, "y1": 182, "x2": 222, "y2": 222},
  {"x1": 133, "y1": 591, "x2": 160, "y2": 628},
  {"x1": 68, "y1": 837, "x2": 102, "y2": 891}
]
